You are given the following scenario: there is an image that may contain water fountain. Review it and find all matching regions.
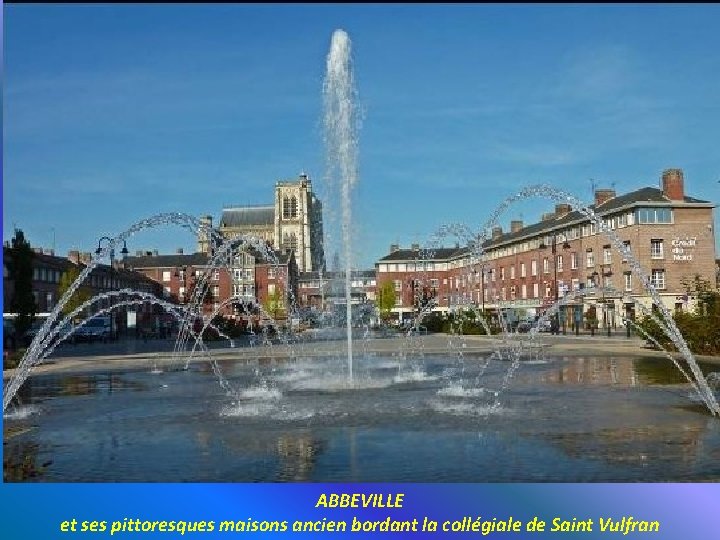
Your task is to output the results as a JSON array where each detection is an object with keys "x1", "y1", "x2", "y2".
[
  {"x1": 4, "y1": 29, "x2": 720, "y2": 482},
  {"x1": 323, "y1": 29, "x2": 360, "y2": 383}
]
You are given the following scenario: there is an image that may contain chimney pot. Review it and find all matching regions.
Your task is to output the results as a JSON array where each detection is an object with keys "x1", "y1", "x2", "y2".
[
  {"x1": 491, "y1": 226, "x2": 503, "y2": 240},
  {"x1": 510, "y1": 220, "x2": 524, "y2": 233}
]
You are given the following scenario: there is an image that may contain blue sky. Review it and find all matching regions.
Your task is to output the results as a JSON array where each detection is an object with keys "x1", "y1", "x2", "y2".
[{"x1": 4, "y1": 4, "x2": 720, "y2": 269}]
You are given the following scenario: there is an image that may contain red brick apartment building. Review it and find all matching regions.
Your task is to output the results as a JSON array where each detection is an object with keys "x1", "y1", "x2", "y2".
[
  {"x1": 376, "y1": 169, "x2": 716, "y2": 328},
  {"x1": 124, "y1": 248, "x2": 298, "y2": 324},
  {"x1": 3, "y1": 244, "x2": 163, "y2": 335}
]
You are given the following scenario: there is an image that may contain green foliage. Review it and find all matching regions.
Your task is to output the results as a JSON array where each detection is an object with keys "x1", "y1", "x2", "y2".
[
  {"x1": 58, "y1": 266, "x2": 93, "y2": 318},
  {"x1": 264, "y1": 285, "x2": 285, "y2": 320},
  {"x1": 4, "y1": 348, "x2": 25, "y2": 369},
  {"x1": 636, "y1": 275, "x2": 720, "y2": 355},
  {"x1": 375, "y1": 281, "x2": 396, "y2": 322},
  {"x1": 7, "y1": 229, "x2": 37, "y2": 340}
]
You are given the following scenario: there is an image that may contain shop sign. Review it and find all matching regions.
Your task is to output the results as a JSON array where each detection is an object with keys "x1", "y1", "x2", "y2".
[{"x1": 671, "y1": 236, "x2": 696, "y2": 262}]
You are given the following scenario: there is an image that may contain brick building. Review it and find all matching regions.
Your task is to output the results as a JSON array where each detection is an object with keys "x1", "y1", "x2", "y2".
[
  {"x1": 3, "y1": 243, "x2": 163, "y2": 336},
  {"x1": 124, "y1": 248, "x2": 298, "y2": 326},
  {"x1": 376, "y1": 169, "x2": 716, "y2": 329},
  {"x1": 297, "y1": 270, "x2": 377, "y2": 311}
]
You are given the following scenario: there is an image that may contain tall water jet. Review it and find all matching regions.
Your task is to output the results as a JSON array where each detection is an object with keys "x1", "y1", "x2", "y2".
[{"x1": 324, "y1": 29, "x2": 360, "y2": 382}]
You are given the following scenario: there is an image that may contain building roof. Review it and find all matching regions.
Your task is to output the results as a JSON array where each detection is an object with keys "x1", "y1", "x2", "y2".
[
  {"x1": 485, "y1": 186, "x2": 712, "y2": 249},
  {"x1": 124, "y1": 253, "x2": 210, "y2": 269},
  {"x1": 219, "y1": 206, "x2": 274, "y2": 228},
  {"x1": 378, "y1": 247, "x2": 467, "y2": 263},
  {"x1": 299, "y1": 269, "x2": 376, "y2": 280}
]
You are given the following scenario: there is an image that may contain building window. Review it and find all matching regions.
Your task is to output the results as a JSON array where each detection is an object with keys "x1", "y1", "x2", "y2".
[
  {"x1": 520, "y1": 262, "x2": 526, "y2": 278},
  {"x1": 603, "y1": 245, "x2": 612, "y2": 265},
  {"x1": 430, "y1": 278, "x2": 439, "y2": 288},
  {"x1": 570, "y1": 252, "x2": 578, "y2": 270},
  {"x1": 651, "y1": 269, "x2": 665, "y2": 289},
  {"x1": 624, "y1": 273, "x2": 632, "y2": 291},
  {"x1": 544, "y1": 283, "x2": 551, "y2": 298},
  {"x1": 533, "y1": 283, "x2": 539, "y2": 298},
  {"x1": 622, "y1": 241, "x2": 631, "y2": 263},
  {"x1": 393, "y1": 280, "x2": 401, "y2": 292},
  {"x1": 531, "y1": 259, "x2": 537, "y2": 277},
  {"x1": 556, "y1": 255, "x2": 563, "y2": 272},
  {"x1": 571, "y1": 278, "x2": 579, "y2": 291},
  {"x1": 586, "y1": 250, "x2": 594, "y2": 268},
  {"x1": 500, "y1": 267, "x2": 505, "y2": 280},
  {"x1": 636, "y1": 207, "x2": 672, "y2": 224},
  {"x1": 521, "y1": 284, "x2": 527, "y2": 299},
  {"x1": 604, "y1": 276, "x2": 613, "y2": 290},
  {"x1": 162, "y1": 270, "x2": 171, "y2": 282},
  {"x1": 510, "y1": 265, "x2": 515, "y2": 280},
  {"x1": 267, "y1": 267, "x2": 276, "y2": 279},
  {"x1": 650, "y1": 239, "x2": 664, "y2": 259},
  {"x1": 282, "y1": 196, "x2": 291, "y2": 219},
  {"x1": 543, "y1": 257, "x2": 549, "y2": 274},
  {"x1": 212, "y1": 286, "x2": 220, "y2": 298}
]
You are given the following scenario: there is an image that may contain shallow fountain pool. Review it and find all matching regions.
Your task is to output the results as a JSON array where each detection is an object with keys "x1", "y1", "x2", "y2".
[{"x1": 4, "y1": 353, "x2": 720, "y2": 482}]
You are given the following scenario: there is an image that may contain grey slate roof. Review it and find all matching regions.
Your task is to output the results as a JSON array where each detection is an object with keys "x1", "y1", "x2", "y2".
[
  {"x1": 220, "y1": 206, "x2": 274, "y2": 228},
  {"x1": 378, "y1": 247, "x2": 468, "y2": 262},
  {"x1": 299, "y1": 269, "x2": 376, "y2": 280},
  {"x1": 485, "y1": 186, "x2": 711, "y2": 248},
  {"x1": 124, "y1": 253, "x2": 210, "y2": 269}
]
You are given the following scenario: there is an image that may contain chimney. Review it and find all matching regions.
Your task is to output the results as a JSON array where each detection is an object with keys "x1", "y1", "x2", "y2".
[
  {"x1": 390, "y1": 244, "x2": 399, "y2": 253},
  {"x1": 152, "y1": 249, "x2": 159, "y2": 257},
  {"x1": 541, "y1": 212, "x2": 555, "y2": 222},
  {"x1": 176, "y1": 248, "x2": 184, "y2": 255},
  {"x1": 135, "y1": 250, "x2": 144, "y2": 256},
  {"x1": 594, "y1": 188, "x2": 616, "y2": 206},
  {"x1": 67, "y1": 250, "x2": 80, "y2": 264},
  {"x1": 555, "y1": 203, "x2": 572, "y2": 217},
  {"x1": 33, "y1": 247, "x2": 43, "y2": 254},
  {"x1": 491, "y1": 226, "x2": 503, "y2": 240},
  {"x1": 80, "y1": 252, "x2": 92, "y2": 265},
  {"x1": 510, "y1": 220, "x2": 524, "y2": 233},
  {"x1": 661, "y1": 168, "x2": 685, "y2": 201},
  {"x1": 411, "y1": 243, "x2": 420, "y2": 251}
]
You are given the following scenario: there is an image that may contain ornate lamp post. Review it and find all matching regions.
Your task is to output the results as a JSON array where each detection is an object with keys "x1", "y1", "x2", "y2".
[{"x1": 95, "y1": 237, "x2": 128, "y2": 338}]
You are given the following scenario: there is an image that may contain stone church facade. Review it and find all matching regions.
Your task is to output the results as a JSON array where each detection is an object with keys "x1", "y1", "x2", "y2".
[{"x1": 198, "y1": 173, "x2": 325, "y2": 273}]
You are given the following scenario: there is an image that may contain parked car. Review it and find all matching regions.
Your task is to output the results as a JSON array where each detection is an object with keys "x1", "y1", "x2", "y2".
[
  {"x1": 534, "y1": 319, "x2": 552, "y2": 333},
  {"x1": 73, "y1": 316, "x2": 113, "y2": 342},
  {"x1": 516, "y1": 321, "x2": 533, "y2": 333},
  {"x1": 23, "y1": 317, "x2": 50, "y2": 346}
]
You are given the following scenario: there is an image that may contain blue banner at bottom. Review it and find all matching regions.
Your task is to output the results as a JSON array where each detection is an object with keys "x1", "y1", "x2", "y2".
[{"x1": 0, "y1": 484, "x2": 717, "y2": 538}]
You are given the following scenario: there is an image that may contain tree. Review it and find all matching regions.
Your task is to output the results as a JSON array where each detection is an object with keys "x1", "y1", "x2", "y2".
[
  {"x1": 57, "y1": 266, "x2": 93, "y2": 318},
  {"x1": 376, "y1": 280, "x2": 396, "y2": 323},
  {"x1": 7, "y1": 229, "x2": 37, "y2": 341},
  {"x1": 264, "y1": 284, "x2": 285, "y2": 321}
]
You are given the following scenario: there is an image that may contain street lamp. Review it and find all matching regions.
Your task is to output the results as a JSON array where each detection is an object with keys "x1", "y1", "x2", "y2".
[
  {"x1": 539, "y1": 235, "x2": 570, "y2": 335},
  {"x1": 95, "y1": 237, "x2": 128, "y2": 338},
  {"x1": 95, "y1": 237, "x2": 129, "y2": 282}
]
